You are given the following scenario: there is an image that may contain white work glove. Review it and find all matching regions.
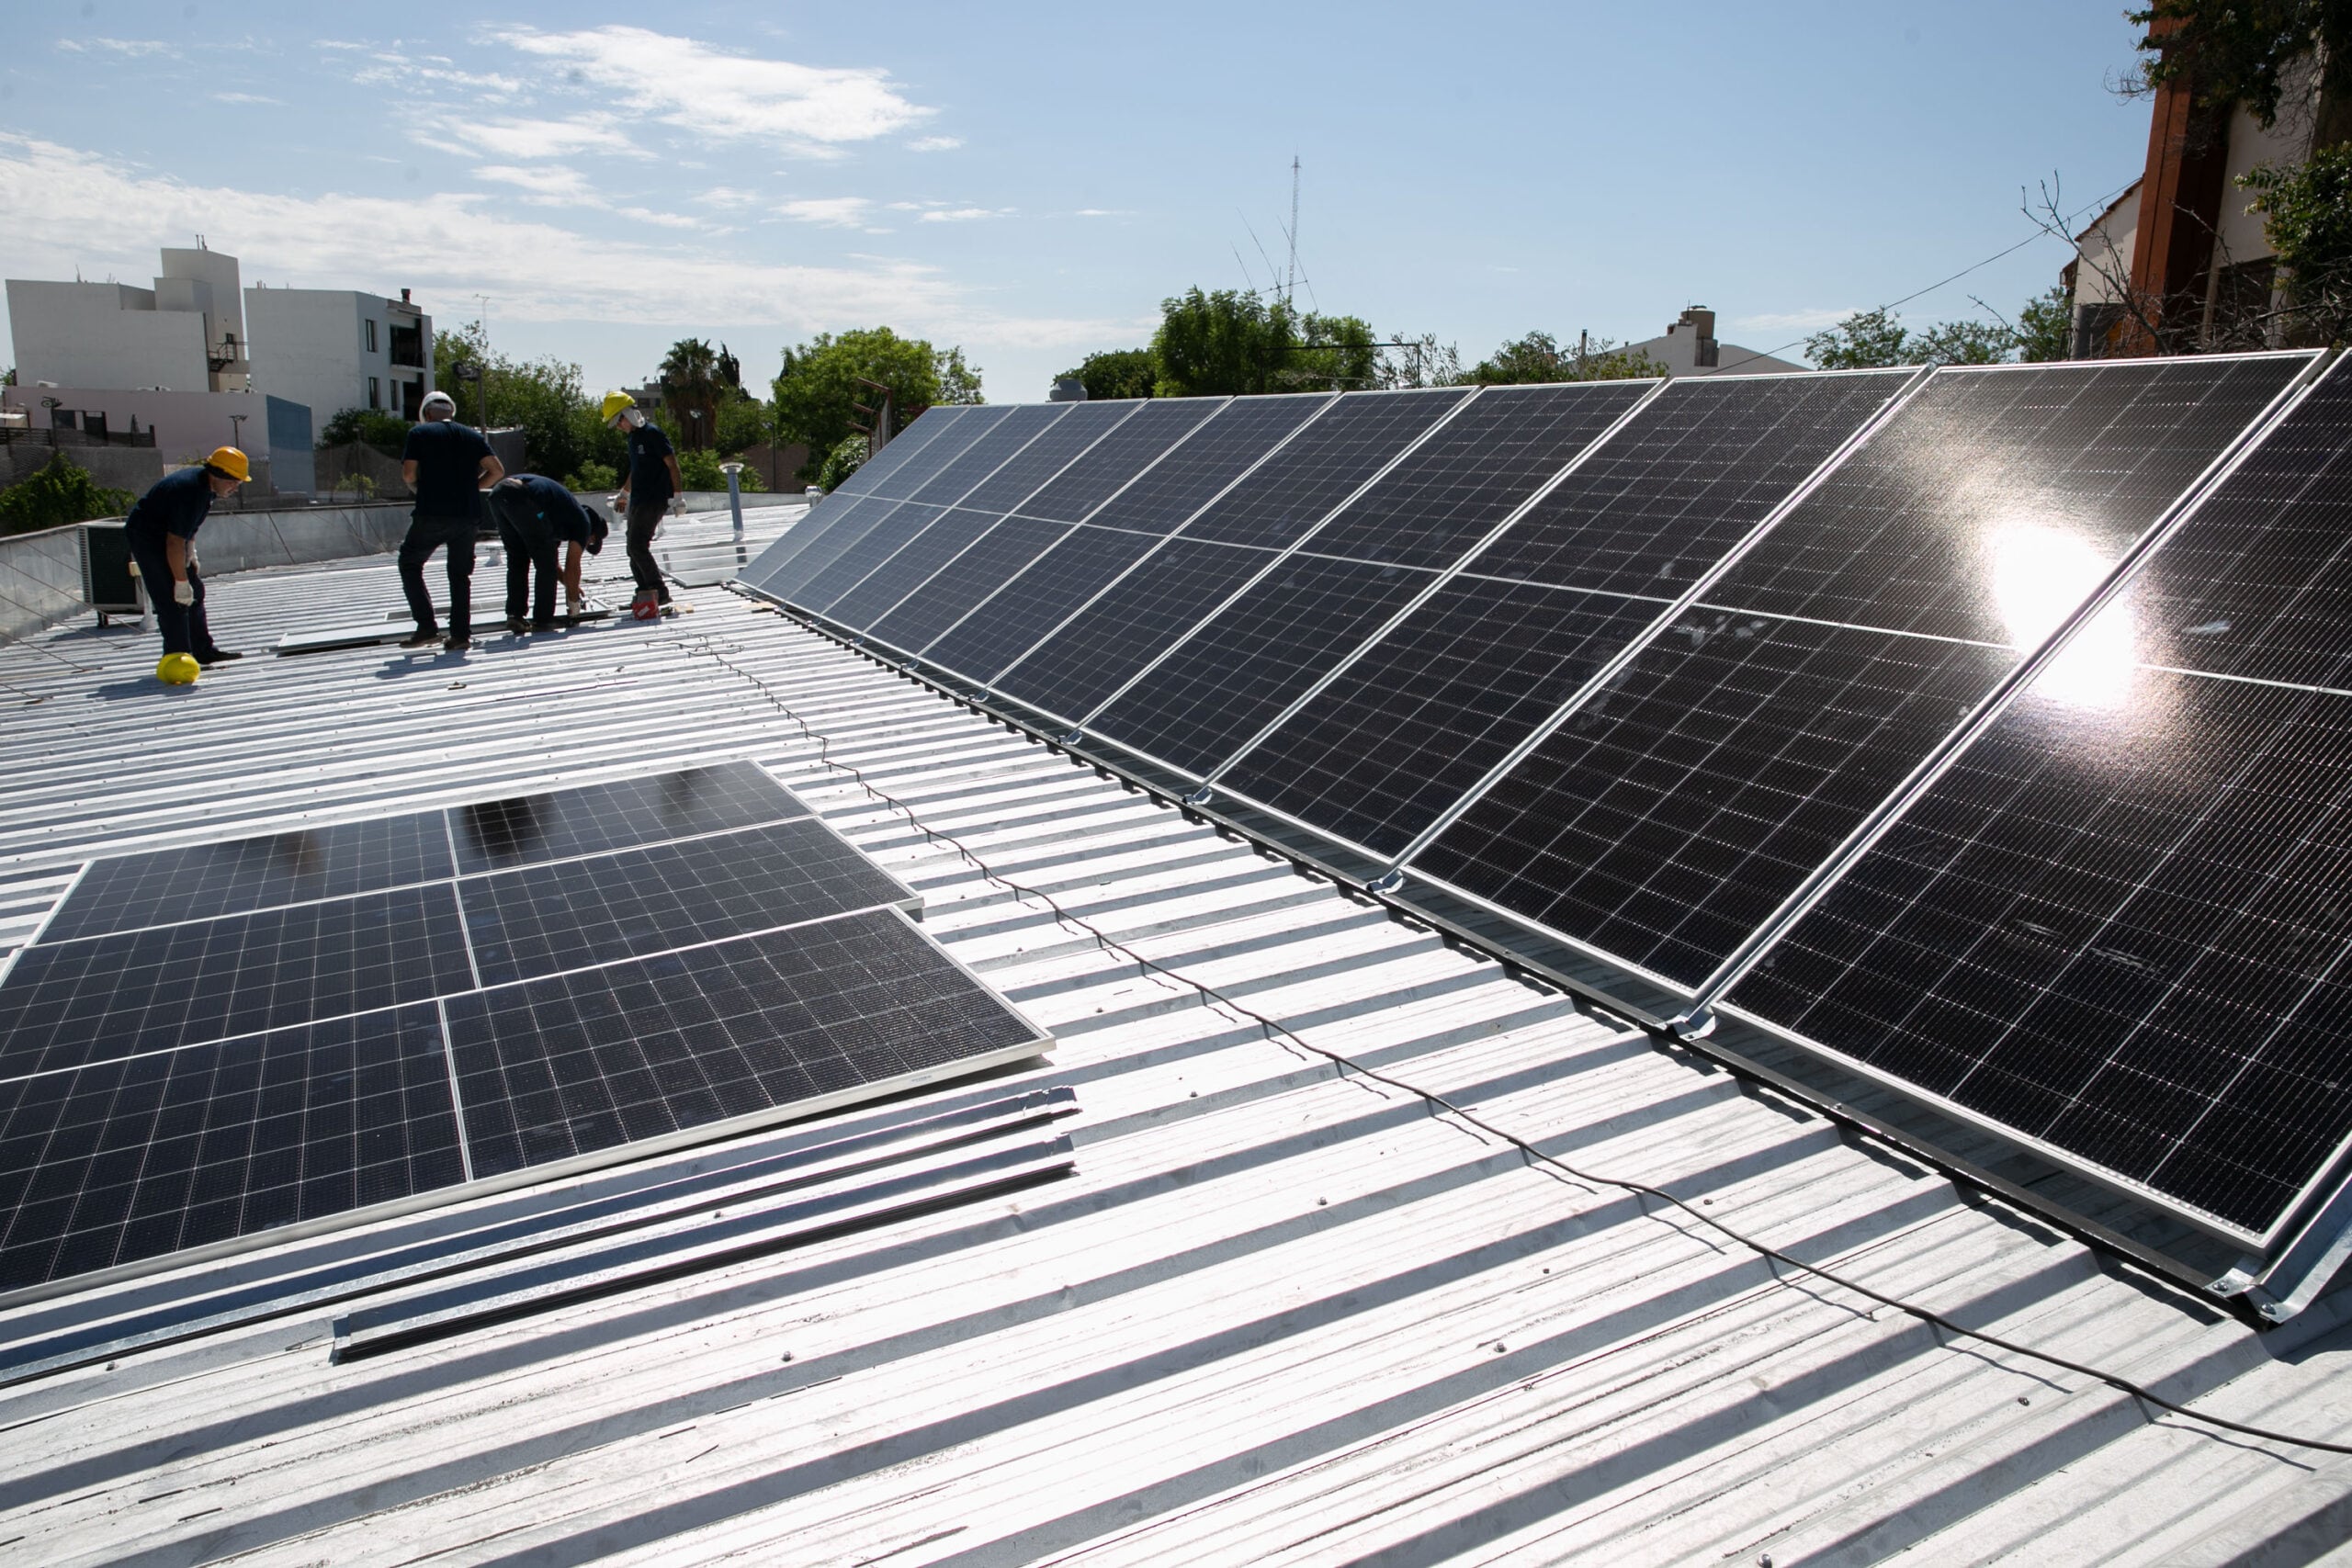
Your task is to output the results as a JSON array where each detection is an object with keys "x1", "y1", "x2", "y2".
[
  {"x1": 669, "y1": 495, "x2": 685, "y2": 517},
  {"x1": 172, "y1": 580, "x2": 196, "y2": 606}
]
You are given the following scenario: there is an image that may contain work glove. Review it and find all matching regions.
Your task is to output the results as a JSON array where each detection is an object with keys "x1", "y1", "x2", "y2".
[
  {"x1": 173, "y1": 580, "x2": 196, "y2": 606},
  {"x1": 669, "y1": 495, "x2": 685, "y2": 517}
]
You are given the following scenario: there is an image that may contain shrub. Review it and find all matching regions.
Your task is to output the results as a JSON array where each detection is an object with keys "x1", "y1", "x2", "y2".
[
  {"x1": 0, "y1": 452, "x2": 139, "y2": 536},
  {"x1": 566, "y1": 459, "x2": 618, "y2": 492},
  {"x1": 319, "y1": 407, "x2": 411, "y2": 453},
  {"x1": 815, "y1": 434, "x2": 868, "y2": 492}
]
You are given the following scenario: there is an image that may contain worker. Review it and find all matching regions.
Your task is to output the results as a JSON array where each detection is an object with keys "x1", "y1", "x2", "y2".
[
  {"x1": 123, "y1": 447, "x2": 251, "y2": 670},
  {"x1": 487, "y1": 474, "x2": 600, "y2": 633},
  {"x1": 398, "y1": 389, "x2": 503, "y2": 651},
  {"x1": 601, "y1": 390, "x2": 684, "y2": 616}
]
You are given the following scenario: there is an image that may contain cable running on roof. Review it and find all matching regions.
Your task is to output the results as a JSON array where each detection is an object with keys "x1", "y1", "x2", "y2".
[{"x1": 685, "y1": 602, "x2": 2352, "y2": 1460}]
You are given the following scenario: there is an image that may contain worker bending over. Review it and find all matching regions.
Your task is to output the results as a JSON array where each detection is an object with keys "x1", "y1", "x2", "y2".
[
  {"x1": 601, "y1": 390, "x2": 684, "y2": 616},
  {"x1": 488, "y1": 473, "x2": 603, "y2": 633},
  {"x1": 125, "y1": 446, "x2": 252, "y2": 671},
  {"x1": 399, "y1": 389, "x2": 503, "y2": 651}
]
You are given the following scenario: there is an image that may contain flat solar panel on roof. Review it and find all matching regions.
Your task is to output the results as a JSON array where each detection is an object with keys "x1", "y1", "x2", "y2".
[
  {"x1": 871, "y1": 516, "x2": 1075, "y2": 655},
  {"x1": 921, "y1": 525, "x2": 1162, "y2": 683},
  {"x1": 1408, "y1": 355, "x2": 2311, "y2": 1010},
  {"x1": 991, "y1": 539, "x2": 1277, "y2": 725},
  {"x1": 1014, "y1": 398, "x2": 1227, "y2": 523},
  {"x1": 460, "y1": 818, "x2": 918, "y2": 987},
  {"x1": 955, "y1": 400, "x2": 1139, "y2": 514},
  {"x1": 1724, "y1": 357, "x2": 2352, "y2": 1240},
  {"x1": 0, "y1": 1003, "x2": 460, "y2": 1292},
  {"x1": 904, "y1": 403, "x2": 1064, "y2": 506},
  {"x1": 45, "y1": 812, "x2": 455, "y2": 942},
  {"x1": 1091, "y1": 554, "x2": 1438, "y2": 778},
  {"x1": 1178, "y1": 389, "x2": 1473, "y2": 549},
  {"x1": 447, "y1": 908, "x2": 1049, "y2": 1180},
  {"x1": 1077, "y1": 394, "x2": 1334, "y2": 536},
  {"x1": 1306, "y1": 380, "x2": 1652, "y2": 569},
  {"x1": 820, "y1": 507, "x2": 998, "y2": 627},
  {"x1": 448, "y1": 761, "x2": 806, "y2": 874}
]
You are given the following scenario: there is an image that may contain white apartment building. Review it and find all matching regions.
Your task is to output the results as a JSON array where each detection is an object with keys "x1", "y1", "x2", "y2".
[
  {"x1": 243, "y1": 285, "x2": 435, "y2": 424},
  {"x1": 6, "y1": 245, "x2": 250, "y2": 393}
]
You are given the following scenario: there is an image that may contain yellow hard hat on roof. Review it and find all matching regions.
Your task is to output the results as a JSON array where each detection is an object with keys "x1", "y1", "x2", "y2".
[
  {"x1": 600, "y1": 389, "x2": 636, "y2": 422},
  {"x1": 205, "y1": 446, "x2": 251, "y2": 483}
]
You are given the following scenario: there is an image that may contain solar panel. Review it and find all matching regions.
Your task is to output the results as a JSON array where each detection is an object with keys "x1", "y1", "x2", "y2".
[
  {"x1": 1178, "y1": 389, "x2": 1473, "y2": 549},
  {"x1": 991, "y1": 538, "x2": 1278, "y2": 725},
  {"x1": 1075, "y1": 394, "x2": 1335, "y2": 535},
  {"x1": 868, "y1": 516, "x2": 1076, "y2": 655},
  {"x1": 1014, "y1": 399, "x2": 1227, "y2": 523},
  {"x1": 955, "y1": 400, "x2": 1141, "y2": 514},
  {"x1": 0, "y1": 1003, "x2": 462, "y2": 1292},
  {"x1": 460, "y1": 818, "x2": 919, "y2": 987},
  {"x1": 1409, "y1": 354, "x2": 2313, "y2": 1010},
  {"x1": 1305, "y1": 380, "x2": 1653, "y2": 568},
  {"x1": 44, "y1": 812, "x2": 455, "y2": 942},
  {"x1": 787, "y1": 502, "x2": 944, "y2": 614},
  {"x1": 743, "y1": 497, "x2": 903, "y2": 604},
  {"x1": 447, "y1": 760, "x2": 807, "y2": 874},
  {"x1": 0, "y1": 884, "x2": 476, "y2": 1078},
  {"x1": 820, "y1": 507, "x2": 1000, "y2": 628},
  {"x1": 1724, "y1": 355, "x2": 2352, "y2": 1242},
  {"x1": 902, "y1": 403, "x2": 1065, "y2": 506},
  {"x1": 1218, "y1": 372, "x2": 1915, "y2": 860},
  {"x1": 1090, "y1": 554, "x2": 1440, "y2": 777},
  {"x1": 447, "y1": 908, "x2": 1049, "y2": 1180},
  {"x1": 920, "y1": 525, "x2": 1162, "y2": 684},
  {"x1": 811, "y1": 404, "x2": 967, "y2": 505},
  {"x1": 863, "y1": 404, "x2": 1014, "y2": 502}
]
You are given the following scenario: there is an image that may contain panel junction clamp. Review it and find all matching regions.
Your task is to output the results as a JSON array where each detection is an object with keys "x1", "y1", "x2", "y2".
[
  {"x1": 1365, "y1": 870, "x2": 1405, "y2": 897},
  {"x1": 1058, "y1": 729, "x2": 1084, "y2": 746},
  {"x1": 1182, "y1": 785, "x2": 1215, "y2": 807}
]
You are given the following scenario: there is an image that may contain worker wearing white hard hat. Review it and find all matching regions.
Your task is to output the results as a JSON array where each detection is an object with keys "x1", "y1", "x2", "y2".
[
  {"x1": 602, "y1": 390, "x2": 685, "y2": 617},
  {"x1": 398, "y1": 389, "x2": 503, "y2": 651}
]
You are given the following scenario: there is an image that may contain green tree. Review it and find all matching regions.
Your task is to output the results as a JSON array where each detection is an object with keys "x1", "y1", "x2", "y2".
[
  {"x1": 771, "y1": 327, "x2": 981, "y2": 483},
  {"x1": 0, "y1": 452, "x2": 136, "y2": 536},
  {"x1": 1149, "y1": 288, "x2": 1384, "y2": 395},
  {"x1": 2015, "y1": 286, "x2": 2075, "y2": 361},
  {"x1": 1913, "y1": 319, "x2": 2018, "y2": 365},
  {"x1": 714, "y1": 396, "x2": 773, "y2": 456},
  {"x1": 2242, "y1": 141, "x2": 2352, "y2": 341},
  {"x1": 659, "y1": 336, "x2": 723, "y2": 450},
  {"x1": 2128, "y1": 2, "x2": 2352, "y2": 141},
  {"x1": 1804, "y1": 308, "x2": 1917, "y2": 368},
  {"x1": 1059, "y1": 347, "x2": 1158, "y2": 400},
  {"x1": 1464, "y1": 331, "x2": 1664, "y2": 384},
  {"x1": 319, "y1": 407, "x2": 411, "y2": 452},
  {"x1": 816, "y1": 434, "x2": 868, "y2": 491},
  {"x1": 433, "y1": 321, "x2": 604, "y2": 483}
]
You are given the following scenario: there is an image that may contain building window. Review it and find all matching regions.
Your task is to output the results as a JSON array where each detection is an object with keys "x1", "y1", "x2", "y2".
[
  {"x1": 368, "y1": 377, "x2": 381, "y2": 410},
  {"x1": 365, "y1": 319, "x2": 379, "y2": 354}
]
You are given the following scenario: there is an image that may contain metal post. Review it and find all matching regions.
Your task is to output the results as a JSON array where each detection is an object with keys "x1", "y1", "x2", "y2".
[{"x1": 720, "y1": 461, "x2": 745, "y2": 536}]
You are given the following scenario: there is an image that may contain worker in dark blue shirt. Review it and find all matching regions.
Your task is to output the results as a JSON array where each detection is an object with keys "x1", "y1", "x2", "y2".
[
  {"x1": 601, "y1": 390, "x2": 684, "y2": 616},
  {"x1": 123, "y1": 446, "x2": 252, "y2": 667},
  {"x1": 398, "y1": 390, "x2": 503, "y2": 651},
  {"x1": 487, "y1": 474, "x2": 599, "y2": 632}
]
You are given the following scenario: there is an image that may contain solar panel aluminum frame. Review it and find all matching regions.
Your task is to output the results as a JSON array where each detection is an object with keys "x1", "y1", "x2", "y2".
[
  {"x1": 0, "y1": 902, "x2": 1051, "y2": 1314},
  {"x1": 1059, "y1": 386, "x2": 1491, "y2": 768}
]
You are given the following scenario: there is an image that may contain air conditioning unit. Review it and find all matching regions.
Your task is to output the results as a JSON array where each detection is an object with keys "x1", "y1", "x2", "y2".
[{"x1": 79, "y1": 519, "x2": 143, "y2": 623}]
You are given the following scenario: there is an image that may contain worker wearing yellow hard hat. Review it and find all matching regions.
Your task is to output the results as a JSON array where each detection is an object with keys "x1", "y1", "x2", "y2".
[
  {"x1": 603, "y1": 389, "x2": 686, "y2": 618},
  {"x1": 125, "y1": 446, "x2": 252, "y2": 676}
]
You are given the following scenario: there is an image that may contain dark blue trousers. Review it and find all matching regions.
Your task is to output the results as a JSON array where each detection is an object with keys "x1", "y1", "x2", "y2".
[
  {"x1": 128, "y1": 536, "x2": 219, "y2": 659},
  {"x1": 398, "y1": 513, "x2": 475, "y2": 638}
]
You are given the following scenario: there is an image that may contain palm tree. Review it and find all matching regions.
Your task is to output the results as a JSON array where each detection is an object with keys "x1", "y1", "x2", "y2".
[{"x1": 658, "y1": 337, "x2": 721, "y2": 449}]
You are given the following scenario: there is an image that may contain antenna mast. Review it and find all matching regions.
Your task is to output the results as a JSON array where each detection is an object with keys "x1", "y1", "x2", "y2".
[{"x1": 1283, "y1": 155, "x2": 1301, "y2": 309}]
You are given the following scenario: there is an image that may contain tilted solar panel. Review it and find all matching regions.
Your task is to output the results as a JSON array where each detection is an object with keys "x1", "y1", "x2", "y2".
[
  {"x1": 1724, "y1": 355, "x2": 2352, "y2": 1244},
  {"x1": 1177, "y1": 388, "x2": 1472, "y2": 549},
  {"x1": 1073, "y1": 394, "x2": 1334, "y2": 535},
  {"x1": 788, "y1": 502, "x2": 944, "y2": 614},
  {"x1": 1409, "y1": 354, "x2": 2314, "y2": 1014},
  {"x1": 921, "y1": 525, "x2": 1161, "y2": 684},
  {"x1": 868, "y1": 516, "x2": 1078, "y2": 655},
  {"x1": 1013, "y1": 398, "x2": 1227, "y2": 524},
  {"x1": 748, "y1": 497, "x2": 904, "y2": 604},
  {"x1": 820, "y1": 506, "x2": 999, "y2": 627},
  {"x1": 734, "y1": 406, "x2": 968, "y2": 592},
  {"x1": 812, "y1": 403, "x2": 967, "y2": 504},
  {"x1": 901, "y1": 403, "x2": 1066, "y2": 506},
  {"x1": 1218, "y1": 372, "x2": 1914, "y2": 861},
  {"x1": 955, "y1": 399, "x2": 1142, "y2": 514}
]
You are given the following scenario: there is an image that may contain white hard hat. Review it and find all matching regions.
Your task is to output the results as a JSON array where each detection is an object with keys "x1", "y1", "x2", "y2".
[{"x1": 420, "y1": 389, "x2": 458, "y2": 418}]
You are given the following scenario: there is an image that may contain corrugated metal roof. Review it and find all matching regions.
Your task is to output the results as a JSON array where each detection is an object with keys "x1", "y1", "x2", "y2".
[{"x1": 3, "y1": 513, "x2": 2352, "y2": 1566}]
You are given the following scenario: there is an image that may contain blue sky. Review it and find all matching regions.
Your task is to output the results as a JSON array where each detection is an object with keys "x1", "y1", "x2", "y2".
[{"x1": 3, "y1": 2, "x2": 2154, "y2": 404}]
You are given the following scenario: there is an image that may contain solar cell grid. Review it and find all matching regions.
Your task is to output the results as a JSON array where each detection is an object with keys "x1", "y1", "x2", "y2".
[
  {"x1": 0, "y1": 883, "x2": 476, "y2": 1078},
  {"x1": 992, "y1": 538, "x2": 1277, "y2": 723},
  {"x1": 920, "y1": 525, "x2": 1162, "y2": 683},
  {"x1": 46, "y1": 812, "x2": 456, "y2": 942},
  {"x1": 1014, "y1": 398, "x2": 1227, "y2": 523},
  {"x1": 1079, "y1": 394, "x2": 1333, "y2": 535},
  {"x1": 1219, "y1": 580, "x2": 1670, "y2": 857},
  {"x1": 786, "y1": 502, "x2": 944, "y2": 613},
  {"x1": 1471, "y1": 371, "x2": 1916, "y2": 595},
  {"x1": 867, "y1": 404, "x2": 1012, "y2": 504},
  {"x1": 871, "y1": 516, "x2": 1075, "y2": 654},
  {"x1": 460, "y1": 818, "x2": 917, "y2": 987},
  {"x1": 903, "y1": 403, "x2": 1063, "y2": 505},
  {"x1": 1091, "y1": 553, "x2": 1437, "y2": 778},
  {"x1": 448, "y1": 761, "x2": 807, "y2": 874},
  {"x1": 820, "y1": 506, "x2": 998, "y2": 627},
  {"x1": 0, "y1": 1002, "x2": 461, "y2": 1291},
  {"x1": 954, "y1": 400, "x2": 1138, "y2": 513},
  {"x1": 817, "y1": 404, "x2": 965, "y2": 504},
  {"x1": 447, "y1": 908, "x2": 1047, "y2": 1179},
  {"x1": 1306, "y1": 380, "x2": 1653, "y2": 569},
  {"x1": 746, "y1": 498, "x2": 903, "y2": 604},
  {"x1": 1177, "y1": 389, "x2": 1472, "y2": 549}
]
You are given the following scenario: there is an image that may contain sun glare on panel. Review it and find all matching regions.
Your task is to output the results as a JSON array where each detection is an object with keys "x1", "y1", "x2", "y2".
[{"x1": 1989, "y1": 522, "x2": 2138, "y2": 710}]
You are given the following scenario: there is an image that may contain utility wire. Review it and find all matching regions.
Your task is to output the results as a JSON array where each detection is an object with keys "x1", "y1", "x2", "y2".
[{"x1": 684, "y1": 608, "x2": 2352, "y2": 1459}]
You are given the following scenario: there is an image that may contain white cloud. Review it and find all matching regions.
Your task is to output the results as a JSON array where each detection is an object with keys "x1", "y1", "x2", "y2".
[
  {"x1": 213, "y1": 92, "x2": 282, "y2": 106},
  {"x1": 1073, "y1": 209, "x2": 1131, "y2": 218},
  {"x1": 921, "y1": 207, "x2": 1008, "y2": 223},
  {"x1": 776, "y1": 197, "x2": 876, "y2": 228},
  {"x1": 1736, "y1": 308, "x2": 1857, "y2": 333},
  {"x1": 428, "y1": 114, "x2": 642, "y2": 161},
  {"x1": 473, "y1": 164, "x2": 595, "y2": 199},
  {"x1": 906, "y1": 135, "x2": 963, "y2": 152},
  {"x1": 57, "y1": 38, "x2": 170, "y2": 56},
  {"x1": 487, "y1": 26, "x2": 931, "y2": 154},
  {"x1": 697, "y1": 186, "x2": 763, "y2": 209}
]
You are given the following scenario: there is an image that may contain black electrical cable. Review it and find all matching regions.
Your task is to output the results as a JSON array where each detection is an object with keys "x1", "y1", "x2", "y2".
[{"x1": 683, "y1": 612, "x2": 2352, "y2": 1460}]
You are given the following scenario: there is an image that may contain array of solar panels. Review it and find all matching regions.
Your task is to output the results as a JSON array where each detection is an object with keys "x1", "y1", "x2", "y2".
[
  {"x1": 742, "y1": 352, "x2": 2352, "y2": 1251},
  {"x1": 0, "y1": 762, "x2": 1050, "y2": 1292}
]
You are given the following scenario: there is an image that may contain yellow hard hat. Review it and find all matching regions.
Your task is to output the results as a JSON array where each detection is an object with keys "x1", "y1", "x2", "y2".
[
  {"x1": 599, "y1": 389, "x2": 636, "y2": 422},
  {"x1": 205, "y1": 446, "x2": 251, "y2": 483},
  {"x1": 156, "y1": 653, "x2": 200, "y2": 684}
]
